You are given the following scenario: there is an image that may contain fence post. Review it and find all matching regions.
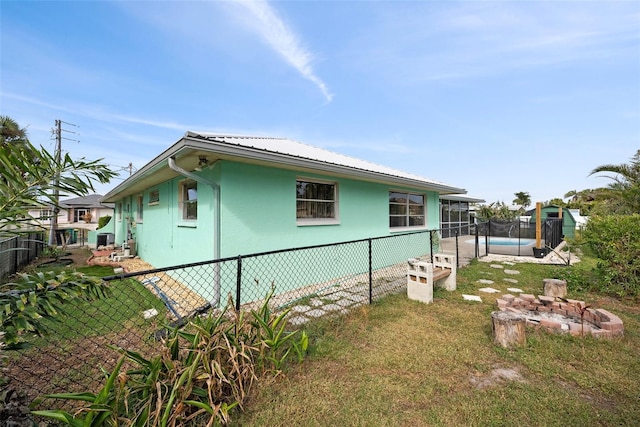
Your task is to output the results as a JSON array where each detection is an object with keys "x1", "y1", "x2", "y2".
[
  {"x1": 518, "y1": 219, "x2": 522, "y2": 257},
  {"x1": 13, "y1": 236, "x2": 19, "y2": 274},
  {"x1": 475, "y1": 224, "x2": 479, "y2": 258},
  {"x1": 368, "y1": 239, "x2": 373, "y2": 305},
  {"x1": 235, "y1": 255, "x2": 242, "y2": 311},
  {"x1": 429, "y1": 230, "x2": 434, "y2": 264},
  {"x1": 485, "y1": 219, "x2": 489, "y2": 257},
  {"x1": 455, "y1": 229, "x2": 459, "y2": 268},
  {"x1": 38, "y1": 232, "x2": 44, "y2": 257}
]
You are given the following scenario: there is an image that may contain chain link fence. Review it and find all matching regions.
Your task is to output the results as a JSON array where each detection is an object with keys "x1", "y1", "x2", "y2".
[{"x1": 6, "y1": 229, "x2": 459, "y2": 403}]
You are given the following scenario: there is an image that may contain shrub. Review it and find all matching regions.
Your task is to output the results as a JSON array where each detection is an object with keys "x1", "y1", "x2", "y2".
[
  {"x1": 32, "y1": 290, "x2": 308, "y2": 426},
  {"x1": 97, "y1": 215, "x2": 111, "y2": 230},
  {"x1": 40, "y1": 245, "x2": 67, "y2": 261},
  {"x1": 582, "y1": 214, "x2": 640, "y2": 297}
]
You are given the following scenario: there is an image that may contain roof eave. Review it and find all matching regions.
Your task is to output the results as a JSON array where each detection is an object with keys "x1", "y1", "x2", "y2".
[
  {"x1": 181, "y1": 135, "x2": 466, "y2": 194},
  {"x1": 103, "y1": 133, "x2": 466, "y2": 201}
]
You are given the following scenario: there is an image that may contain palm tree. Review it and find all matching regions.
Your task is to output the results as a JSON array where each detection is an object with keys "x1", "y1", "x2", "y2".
[
  {"x1": 0, "y1": 115, "x2": 29, "y2": 147},
  {"x1": 476, "y1": 203, "x2": 496, "y2": 221},
  {"x1": 512, "y1": 191, "x2": 531, "y2": 213},
  {"x1": 590, "y1": 150, "x2": 640, "y2": 214}
]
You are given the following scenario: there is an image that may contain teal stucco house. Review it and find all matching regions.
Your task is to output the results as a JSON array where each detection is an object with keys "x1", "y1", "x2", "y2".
[{"x1": 101, "y1": 132, "x2": 467, "y2": 270}]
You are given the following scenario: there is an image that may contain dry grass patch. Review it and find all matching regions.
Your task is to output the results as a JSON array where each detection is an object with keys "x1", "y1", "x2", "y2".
[{"x1": 236, "y1": 260, "x2": 640, "y2": 426}]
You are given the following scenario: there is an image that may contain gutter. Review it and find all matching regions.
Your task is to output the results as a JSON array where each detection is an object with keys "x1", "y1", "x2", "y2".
[{"x1": 167, "y1": 156, "x2": 221, "y2": 308}]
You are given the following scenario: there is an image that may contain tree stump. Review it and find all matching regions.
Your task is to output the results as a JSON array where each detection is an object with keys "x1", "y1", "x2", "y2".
[
  {"x1": 543, "y1": 278, "x2": 567, "y2": 298},
  {"x1": 491, "y1": 311, "x2": 526, "y2": 348}
]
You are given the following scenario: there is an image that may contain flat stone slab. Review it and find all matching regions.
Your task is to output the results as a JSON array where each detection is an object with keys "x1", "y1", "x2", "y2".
[
  {"x1": 290, "y1": 305, "x2": 312, "y2": 314},
  {"x1": 490, "y1": 264, "x2": 504, "y2": 269},
  {"x1": 287, "y1": 315, "x2": 309, "y2": 326},
  {"x1": 502, "y1": 262, "x2": 516, "y2": 266},
  {"x1": 349, "y1": 284, "x2": 369, "y2": 294},
  {"x1": 321, "y1": 303, "x2": 348, "y2": 313},
  {"x1": 309, "y1": 298, "x2": 325, "y2": 307},
  {"x1": 334, "y1": 298, "x2": 357, "y2": 308},
  {"x1": 324, "y1": 290, "x2": 359, "y2": 301},
  {"x1": 504, "y1": 269, "x2": 521, "y2": 275},
  {"x1": 503, "y1": 278, "x2": 519, "y2": 284},
  {"x1": 507, "y1": 287, "x2": 524, "y2": 293},
  {"x1": 477, "y1": 279, "x2": 495, "y2": 284},
  {"x1": 305, "y1": 309, "x2": 328, "y2": 318},
  {"x1": 463, "y1": 294, "x2": 483, "y2": 302},
  {"x1": 479, "y1": 287, "x2": 501, "y2": 293},
  {"x1": 349, "y1": 294, "x2": 369, "y2": 304}
]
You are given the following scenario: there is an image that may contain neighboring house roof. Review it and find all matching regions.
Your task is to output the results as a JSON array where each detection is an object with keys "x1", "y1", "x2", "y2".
[
  {"x1": 60, "y1": 194, "x2": 114, "y2": 209},
  {"x1": 103, "y1": 132, "x2": 467, "y2": 201}
]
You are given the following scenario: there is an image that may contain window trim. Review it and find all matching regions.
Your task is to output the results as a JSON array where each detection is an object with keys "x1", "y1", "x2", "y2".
[
  {"x1": 296, "y1": 177, "x2": 339, "y2": 226},
  {"x1": 389, "y1": 190, "x2": 427, "y2": 230},
  {"x1": 179, "y1": 179, "x2": 198, "y2": 222},
  {"x1": 39, "y1": 209, "x2": 53, "y2": 221},
  {"x1": 136, "y1": 194, "x2": 144, "y2": 223},
  {"x1": 74, "y1": 208, "x2": 90, "y2": 223}
]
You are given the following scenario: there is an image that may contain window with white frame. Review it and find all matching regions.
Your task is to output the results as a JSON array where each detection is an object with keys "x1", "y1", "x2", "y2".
[
  {"x1": 74, "y1": 209, "x2": 89, "y2": 222},
  {"x1": 389, "y1": 191, "x2": 425, "y2": 228},
  {"x1": 296, "y1": 179, "x2": 337, "y2": 223},
  {"x1": 39, "y1": 209, "x2": 53, "y2": 222},
  {"x1": 117, "y1": 203, "x2": 122, "y2": 222},
  {"x1": 136, "y1": 194, "x2": 144, "y2": 222},
  {"x1": 180, "y1": 180, "x2": 198, "y2": 220}
]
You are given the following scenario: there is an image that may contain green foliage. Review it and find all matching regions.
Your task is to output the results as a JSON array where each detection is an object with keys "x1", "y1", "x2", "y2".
[
  {"x1": 512, "y1": 191, "x2": 531, "y2": 211},
  {"x1": 475, "y1": 201, "x2": 517, "y2": 221},
  {"x1": 40, "y1": 245, "x2": 67, "y2": 261},
  {"x1": 589, "y1": 149, "x2": 640, "y2": 214},
  {"x1": 582, "y1": 214, "x2": 640, "y2": 297},
  {"x1": 32, "y1": 291, "x2": 308, "y2": 426},
  {"x1": 0, "y1": 116, "x2": 116, "y2": 233},
  {"x1": 97, "y1": 215, "x2": 112, "y2": 230},
  {"x1": 554, "y1": 267, "x2": 596, "y2": 295},
  {"x1": 0, "y1": 271, "x2": 110, "y2": 350}
]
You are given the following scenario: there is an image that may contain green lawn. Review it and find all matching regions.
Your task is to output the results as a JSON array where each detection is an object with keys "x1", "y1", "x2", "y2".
[
  {"x1": 9, "y1": 265, "x2": 168, "y2": 397},
  {"x1": 33, "y1": 266, "x2": 167, "y2": 344},
  {"x1": 235, "y1": 258, "x2": 640, "y2": 426}
]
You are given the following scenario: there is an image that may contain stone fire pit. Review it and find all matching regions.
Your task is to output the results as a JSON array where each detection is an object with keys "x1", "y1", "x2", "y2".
[{"x1": 496, "y1": 293, "x2": 624, "y2": 339}]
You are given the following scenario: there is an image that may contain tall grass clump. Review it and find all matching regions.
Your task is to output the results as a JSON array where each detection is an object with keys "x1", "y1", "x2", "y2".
[{"x1": 32, "y1": 289, "x2": 308, "y2": 426}]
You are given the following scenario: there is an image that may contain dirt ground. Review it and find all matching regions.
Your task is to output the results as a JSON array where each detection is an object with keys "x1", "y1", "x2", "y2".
[{"x1": 66, "y1": 246, "x2": 94, "y2": 267}]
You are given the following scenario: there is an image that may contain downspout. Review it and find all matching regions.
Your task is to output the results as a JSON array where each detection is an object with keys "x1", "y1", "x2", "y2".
[{"x1": 168, "y1": 156, "x2": 221, "y2": 308}]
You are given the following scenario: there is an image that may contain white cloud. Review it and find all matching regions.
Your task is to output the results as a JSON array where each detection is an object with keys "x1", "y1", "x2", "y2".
[{"x1": 234, "y1": 0, "x2": 333, "y2": 102}]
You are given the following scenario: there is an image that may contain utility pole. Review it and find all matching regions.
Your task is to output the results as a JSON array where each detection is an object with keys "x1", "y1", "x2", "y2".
[
  {"x1": 47, "y1": 119, "x2": 78, "y2": 246},
  {"x1": 48, "y1": 120, "x2": 62, "y2": 246}
]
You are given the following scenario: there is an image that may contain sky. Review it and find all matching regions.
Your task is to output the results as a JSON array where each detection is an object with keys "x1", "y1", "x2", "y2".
[{"x1": 1, "y1": 0, "x2": 639, "y2": 205}]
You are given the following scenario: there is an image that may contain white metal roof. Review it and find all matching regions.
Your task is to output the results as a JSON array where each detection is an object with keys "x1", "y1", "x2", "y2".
[
  {"x1": 103, "y1": 131, "x2": 467, "y2": 201},
  {"x1": 186, "y1": 132, "x2": 464, "y2": 193}
]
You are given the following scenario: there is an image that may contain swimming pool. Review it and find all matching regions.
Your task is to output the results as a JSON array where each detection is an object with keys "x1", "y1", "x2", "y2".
[{"x1": 465, "y1": 237, "x2": 536, "y2": 247}]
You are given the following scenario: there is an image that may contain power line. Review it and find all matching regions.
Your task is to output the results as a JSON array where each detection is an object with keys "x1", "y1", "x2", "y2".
[{"x1": 107, "y1": 163, "x2": 138, "y2": 177}]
